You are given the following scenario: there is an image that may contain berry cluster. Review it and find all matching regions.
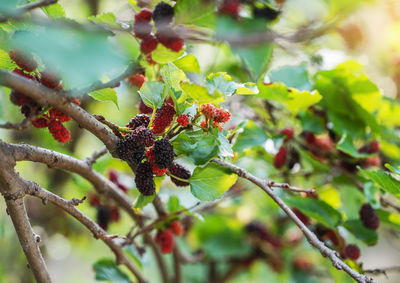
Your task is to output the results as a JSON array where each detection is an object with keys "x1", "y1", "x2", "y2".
[
  {"x1": 89, "y1": 170, "x2": 127, "y2": 230},
  {"x1": 8, "y1": 49, "x2": 80, "y2": 143},
  {"x1": 133, "y1": 2, "x2": 184, "y2": 59},
  {"x1": 154, "y1": 220, "x2": 184, "y2": 254},
  {"x1": 200, "y1": 103, "x2": 231, "y2": 132}
]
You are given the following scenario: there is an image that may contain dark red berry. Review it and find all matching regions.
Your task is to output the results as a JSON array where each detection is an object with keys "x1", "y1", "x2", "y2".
[
  {"x1": 146, "y1": 148, "x2": 167, "y2": 176},
  {"x1": 273, "y1": 146, "x2": 287, "y2": 169},
  {"x1": 170, "y1": 220, "x2": 184, "y2": 236},
  {"x1": 359, "y1": 203, "x2": 379, "y2": 230},
  {"x1": 109, "y1": 207, "x2": 120, "y2": 222},
  {"x1": 116, "y1": 135, "x2": 145, "y2": 164},
  {"x1": 304, "y1": 132, "x2": 316, "y2": 144},
  {"x1": 177, "y1": 114, "x2": 189, "y2": 127},
  {"x1": 32, "y1": 117, "x2": 50, "y2": 128},
  {"x1": 156, "y1": 28, "x2": 184, "y2": 52},
  {"x1": 214, "y1": 108, "x2": 231, "y2": 123},
  {"x1": 117, "y1": 184, "x2": 128, "y2": 192},
  {"x1": 89, "y1": 193, "x2": 101, "y2": 207},
  {"x1": 140, "y1": 35, "x2": 158, "y2": 54},
  {"x1": 48, "y1": 120, "x2": 71, "y2": 143},
  {"x1": 49, "y1": 108, "x2": 71, "y2": 122},
  {"x1": 133, "y1": 21, "x2": 153, "y2": 39},
  {"x1": 135, "y1": 161, "x2": 155, "y2": 196},
  {"x1": 128, "y1": 74, "x2": 147, "y2": 87},
  {"x1": 152, "y1": 103, "x2": 175, "y2": 134},
  {"x1": 139, "y1": 99, "x2": 153, "y2": 114},
  {"x1": 9, "y1": 48, "x2": 38, "y2": 72},
  {"x1": 153, "y1": 138, "x2": 174, "y2": 169},
  {"x1": 292, "y1": 208, "x2": 310, "y2": 226},
  {"x1": 40, "y1": 71, "x2": 61, "y2": 89},
  {"x1": 168, "y1": 162, "x2": 191, "y2": 186},
  {"x1": 10, "y1": 90, "x2": 32, "y2": 106},
  {"x1": 132, "y1": 126, "x2": 155, "y2": 147},
  {"x1": 345, "y1": 244, "x2": 360, "y2": 260},
  {"x1": 219, "y1": 0, "x2": 240, "y2": 16},
  {"x1": 127, "y1": 114, "x2": 150, "y2": 129},
  {"x1": 279, "y1": 128, "x2": 294, "y2": 142},
  {"x1": 154, "y1": 229, "x2": 174, "y2": 254},
  {"x1": 135, "y1": 9, "x2": 153, "y2": 22},
  {"x1": 109, "y1": 170, "x2": 119, "y2": 183},
  {"x1": 359, "y1": 141, "x2": 380, "y2": 154},
  {"x1": 246, "y1": 221, "x2": 281, "y2": 248},
  {"x1": 253, "y1": 6, "x2": 280, "y2": 21}
]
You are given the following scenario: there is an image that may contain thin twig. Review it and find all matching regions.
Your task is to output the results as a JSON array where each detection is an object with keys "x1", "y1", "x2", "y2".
[
  {"x1": 0, "y1": 118, "x2": 32, "y2": 130},
  {"x1": 85, "y1": 147, "x2": 108, "y2": 166},
  {"x1": 211, "y1": 158, "x2": 375, "y2": 283},
  {"x1": 364, "y1": 266, "x2": 400, "y2": 277},
  {"x1": 380, "y1": 197, "x2": 400, "y2": 214},
  {"x1": 93, "y1": 115, "x2": 123, "y2": 138}
]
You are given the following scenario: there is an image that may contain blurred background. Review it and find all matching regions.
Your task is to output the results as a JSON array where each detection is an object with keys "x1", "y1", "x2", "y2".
[{"x1": 1, "y1": 0, "x2": 400, "y2": 282}]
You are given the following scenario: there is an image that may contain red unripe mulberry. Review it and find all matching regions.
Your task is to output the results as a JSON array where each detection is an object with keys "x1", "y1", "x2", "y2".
[
  {"x1": 359, "y1": 203, "x2": 379, "y2": 230},
  {"x1": 200, "y1": 103, "x2": 217, "y2": 119},
  {"x1": 135, "y1": 9, "x2": 152, "y2": 22},
  {"x1": 109, "y1": 170, "x2": 119, "y2": 183},
  {"x1": 140, "y1": 35, "x2": 158, "y2": 54},
  {"x1": 345, "y1": 244, "x2": 360, "y2": 260},
  {"x1": 155, "y1": 229, "x2": 174, "y2": 254},
  {"x1": 139, "y1": 99, "x2": 153, "y2": 114},
  {"x1": 152, "y1": 103, "x2": 175, "y2": 134},
  {"x1": 40, "y1": 71, "x2": 61, "y2": 89},
  {"x1": 219, "y1": 0, "x2": 240, "y2": 16},
  {"x1": 214, "y1": 108, "x2": 231, "y2": 123},
  {"x1": 146, "y1": 148, "x2": 167, "y2": 176},
  {"x1": 9, "y1": 48, "x2": 38, "y2": 72},
  {"x1": 48, "y1": 120, "x2": 71, "y2": 143},
  {"x1": 292, "y1": 208, "x2": 310, "y2": 226},
  {"x1": 170, "y1": 220, "x2": 184, "y2": 236},
  {"x1": 359, "y1": 140, "x2": 380, "y2": 154},
  {"x1": 49, "y1": 108, "x2": 71, "y2": 122},
  {"x1": 177, "y1": 114, "x2": 189, "y2": 127},
  {"x1": 274, "y1": 146, "x2": 287, "y2": 169},
  {"x1": 128, "y1": 74, "x2": 147, "y2": 87}
]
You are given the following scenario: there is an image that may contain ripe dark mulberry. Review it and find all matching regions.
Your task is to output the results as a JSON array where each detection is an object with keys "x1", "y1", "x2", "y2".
[
  {"x1": 359, "y1": 140, "x2": 380, "y2": 154},
  {"x1": 10, "y1": 90, "x2": 32, "y2": 106},
  {"x1": 359, "y1": 203, "x2": 379, "y2": 230},
  {"x1": 246, "y1": 221, "x2": 281, "y2": 248},
  {"x1": 177, "y1": 114, "x2": 189, "y2": 127},
  {"x1": 140, "y1": 35, "x2": 158, "y2": 54},
  {"x1": 146, "y1": 148, "x2": 167, "y2": 176},
  {"x1": 169, "y1": 162, "x2": 191, "y2": 186},
  {"x1": 127, "y1": 114, "x2": 150, "y2": 129},
  {"x1": 48, "y1": 120, "x2": 71, "y2": 143},
  {"x1": 9, "y1": 48, "x2": 38, "y2": 72},
  {"x1": 32, "y1": 117, "x2": 50, "y2": 128},
  {"x1": 139, "y1": 99, "x2": 153, "y2": 114},
  {"x1": 345, "y1": 244, "x2": 360, "y2": 260},
  {"x1": 97, "y1": 205, "x2": 111, "y2": 230},
  {"x1": 135, "y1": 161, "x2": 155, "y2": 196},
  {"x1": 155, "y1": 229, "x2": 174, "y2": 254},
  {"x1": 116, "y1": 135, "x2": 145, "y2": 164},
  {"x1": 153, "y1": 138, "x2": 174, "y2": 169},
  {"x1": 253, "y1": 6, "x2": 280, "y2": 21},
  {"x1": 132, "y1": 126, "x2": 155, "y2": 147},
  {"x1": 274, "y1": 146, "x2": 287, "y2": 169},
  {"x1": 152, "y1": 2, "x2": 174, "y2": 27},
  {"x1": 152, "y1": 103, "x2": 175, "y2": 134}
]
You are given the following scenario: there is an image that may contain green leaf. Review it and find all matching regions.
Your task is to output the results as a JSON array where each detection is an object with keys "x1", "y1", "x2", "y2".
[
  {"x1": 160, "y1": 63, "x2": 187, "y2": 109},
  {"x1": 152, "y1": 44, "x2": 184, "y2": 64},
  {"x1": 174, "y1": 0, "x2": 216, "y2": 28},
  {"x1": 88, "y1": 12, "x2": 119, "y2": 29},
  {"x1": 376, "y1": 209, "x2": 400, "y2": 231},
  {"x1": 89, "y1": 88, "x2": 118, "y2": 108},
  {"x1": 138, "y1": 81, "x2": 166, "y2": 109},
  {"x1": 167, "y1": 196, "x2": 180, "y2": 213},
  {"x1": 235, "y1": 83, "x2": 258, "y2": 95},
  {"x1": 190, "y1": 163, "x2": 237, "y2": 201},
  {"x1": 285, "y1": 197, "x2": 342, "y2": 228},
  {"x1": 258, "y1": 82, "x2": 322, "y2": 115},
  {"x1": 216, "y1": 16, "x2": 273, "y2": 79},
  {"x1": 342, "y1": 219, "x2": 377, "y2": 245},
  {"x1": 299, "y1": 111, "x2": 325, "y2": 134},
  {"x1": 41, "y1": 3, "x2": 65, "y2": 18},
  {"x1": 173, "y1": 54, "x2": 200, "y2": 73},
  {"x1": 233, "y1": 120, "x2": 268, "y2": 152},
  {"x1": 0, "y1": 48, "x2": 16, "y2": 70},
  {"x1": 215, "y1": 131, "x2": 234, "y2": 158},
  {"x1": 92, "y1": 258, "x2": 131, "y2": 283},
  {"x1": 172, "y1": 130, "x2": 219, "y2": 165},
  {"x1": 206, "y1": 72, "x2": 238, "y2": 96},
  {"x1": 359, "y1": 168, "x2": 400, "y2": 198},
  {"x1": 123, "y1": 245, "x2": 142, "y2": 270},
  {"x1": 385, "y1": 163, "x2": 400, "y2": 175},
  {"x1": 181, "y1": 83, "x2": 225, "y2": 104},
  {"x1": 134, "y1": 194, "x2": 155, "y2": 209},
  {"x1": 336, "y1": 133, "x2": 369, "y2": 158},
  {"x1": 9, "y1": 25, "x2": 129, "y2": 88},
  {"x1": 268, "y1": 64, "x2": 312, "y2": 91}
]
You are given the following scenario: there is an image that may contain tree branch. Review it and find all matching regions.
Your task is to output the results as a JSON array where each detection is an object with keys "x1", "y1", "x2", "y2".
[
  {"x1": 0, "y1": 0, "x2": 58, "y2": 22},
  {"x1": 212, "y1": 158, "x2": 376, "y2": 283}
]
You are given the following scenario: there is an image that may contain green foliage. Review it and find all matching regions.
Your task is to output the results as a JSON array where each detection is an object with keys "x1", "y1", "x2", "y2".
[
  {"x1": 138, "y1": 81, "x2": 166, "y2": 109},
  {"x1": 92, "y1": 258, "x2": 131, "y2": 283},
  {"x1": 89, "y1": 88, "x2": 118, "y2": 108}
]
